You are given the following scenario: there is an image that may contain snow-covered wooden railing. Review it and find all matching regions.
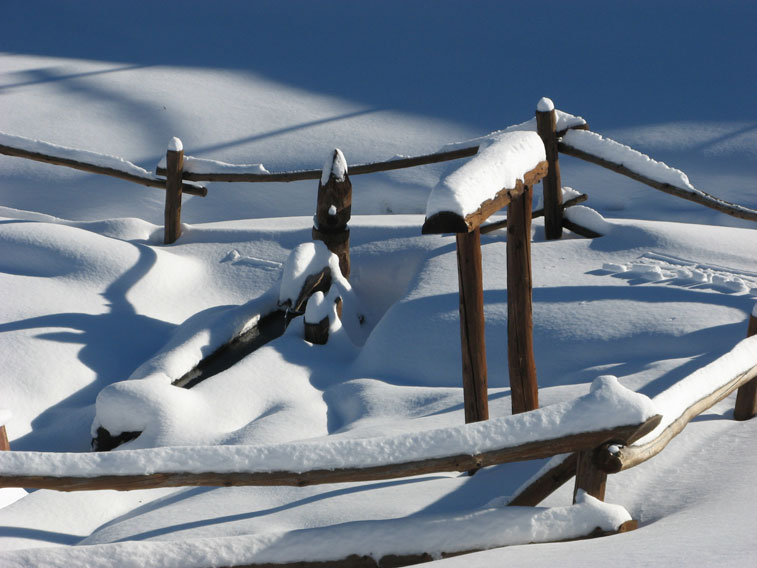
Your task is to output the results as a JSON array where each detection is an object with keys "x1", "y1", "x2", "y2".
[
  {"x1": 557, "y1": 126, "x2": 757, "y2": 222},
  {"x1": 0, "y1": 132, "x2": 207, "y2": 244},
  {"x1": 510, "y1": 329, "x2": 757, "y2": 507},
  {"x1": 0, "y1": 378, "x2": 659, "y2": 493}
]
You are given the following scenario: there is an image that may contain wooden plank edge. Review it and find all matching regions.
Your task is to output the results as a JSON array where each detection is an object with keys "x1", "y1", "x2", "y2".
[
  {"x1": 422, "y1": 161, "x2": 548, "y2": 234},
  {"x1": 0, "y1": 418, "x2": 655, "y2": 492}
]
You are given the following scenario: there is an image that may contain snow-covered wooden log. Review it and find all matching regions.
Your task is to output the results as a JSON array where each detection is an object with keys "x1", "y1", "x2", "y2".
[
  {"x1": 0, "y1": 493, "x2": 635, "y2": 568},
  {"x1": 0, "y1": 377, "x2": 660, "y2": 492},
  {"x1": 156, "y1": 146, "x2": 481, "y2": 182},
  {"x1": 0, "y1": 131, "x2": 207, "y2": 196},
  {"x1": 597, "y1": 335, "x2": 757, "y2": 473},
  {"x1": 559, "y1": 129, "x2": 757, "y2": 222},
  {"x1": 422, "y1": 131, "x2": 548, "y2": 234}
]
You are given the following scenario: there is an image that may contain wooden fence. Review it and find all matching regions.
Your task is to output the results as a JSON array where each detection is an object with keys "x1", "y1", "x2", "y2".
[{"x1": 1, "y1": 99, "x2": 756, "y2": 565}]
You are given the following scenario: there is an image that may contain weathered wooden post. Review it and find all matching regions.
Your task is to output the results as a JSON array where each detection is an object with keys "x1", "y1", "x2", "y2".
[
  {"x1": 164, "y1": 137, "x2": 184, "y2": 245},
  {"x1": 735, "y1": 308, "x2": 757, "y2": 420},
  {"x1": 535, "y1": 97, "x2": 562, "y2": 241},
  {"x1": 456, "y1": 228, "x2": 489, "y2": 423},
  {"x1": 0, "y1": 409, "x2": 10, "y2": 451},
  {"x1": 313, "y1": 149, "x2": 351, "y2": 279},
  {"x1": 507, "y1": 184, "x2": 538, "y2": 414}
]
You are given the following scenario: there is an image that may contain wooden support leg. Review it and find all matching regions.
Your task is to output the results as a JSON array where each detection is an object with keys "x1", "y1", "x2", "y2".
[
  {"x1": 574, "y1": 447, "x2": 607, "y2": 503},
  {"x1": 536, "y1": 99, "x2": 563, "y2": 240},
  {"x1": 456, "y1": 228, "x2": 489, "y2": 424},
  {"x1": 164, "y1": 138, "x2": 184, "y2": 245},
  {"x1": 735, "y1": 313, "x2": 757, "y2": 420},
  {"x1": 507, "y1": 185, "x2": 538, "y2": 414}
]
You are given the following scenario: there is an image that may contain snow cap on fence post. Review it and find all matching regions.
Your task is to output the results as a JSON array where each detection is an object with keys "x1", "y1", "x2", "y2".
[
  {"x1": 313, "y1": 148, "x2": 352, "y2": 279},
  {"x1": 164, "y1": 137, "x2": 185, "y2": 245}
]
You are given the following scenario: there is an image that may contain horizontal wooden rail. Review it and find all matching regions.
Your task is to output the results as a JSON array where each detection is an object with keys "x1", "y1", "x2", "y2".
[
  {"x1": 0, "y1": 142, "x2": 207, "y2": 197},
  {"x1": 479, "y1": 192, "x2": 587, "y2": 234},
  {"x1": 156, "y1": 146, "x2": 480, "y2": 182},
  {"x1": 509, "y1": 357, "x2": 757, "y2": 506},
  {"x1": 0, "y1": 416, "x2": 660, "y2": 492},
  {"x1": 600, "y1": 362, "x2": 757, "y2": 473},
  {"x1": 558, "y1": 137, "x2": 757, "y2": 222}
]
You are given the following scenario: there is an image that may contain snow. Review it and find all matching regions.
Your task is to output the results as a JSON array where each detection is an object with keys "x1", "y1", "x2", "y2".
[
  {"x1": 0, "y1": 493, "x2": 629, "y2": 568},
  {"x1": 0, "y1": 131, "x2": 161, "y2": 181},
  {"x1": 1, "y1": 3, "x2": 757, "y2": 566},
  {"x1": 278, "y1": 241, "x2": 340, "y2": 307},
  {"x1": 320, "y1": 148, "x2": 348, "y2": 185},
  {"x1": 167, "y1": 137, "x2": 182, "y2": 153},
  {"x1": 537, "y1": 97, "x2": 555, "y2": 112},
  {"x1": 0, "y1": 375, "x2": 657, "y2": 478},
  {"x1": 562, "y1": 129, "x2": 697, "y2": 191},
  {"x1": 426, "y1": 131, "x2": 545, "y2": 219}
]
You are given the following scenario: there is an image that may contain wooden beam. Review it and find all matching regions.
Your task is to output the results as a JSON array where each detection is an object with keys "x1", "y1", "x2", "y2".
[
  {"x1": 455, "y1": 228, "x2": 489, "y2": 424},
  {"x1": 479, "y1": 193, "x2": 588, "y2": 235},
  {"x1": 0, "y1": 142, "x2": 207, "y2": 196},
  {"x1": 562, "y1": 217, "x2": 603, "y2": 239},
  {"x1": 422, "y1": 161, "x2": 548, "y2": 234},
  {"x1": 0, "y1": 417, "x2": 660, "y2": 492},
  {"x1": 573, "y1": 446, "x2": 608, "y2": 503},
  {"x1": 735, "y1": 314, "x2": 757, "y2": 420},
  {"x1": 558, "y1": 139, "x2": 757, "y2": 222},
  {"x1": 163, "y1": 140, "x2": 184, "y2": 245},
  {"x1": 155, "y1": 146, "x2": 480, "y2": 183},
  {"x1": 507, "y1": 184, "x2": 538, "y2": 414},
  {"x1": 536, "y1": 104, "x2": 563, "y2": 240}
]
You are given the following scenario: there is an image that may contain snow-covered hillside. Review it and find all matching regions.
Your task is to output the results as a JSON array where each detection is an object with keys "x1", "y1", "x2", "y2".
[{"x1": 1, "y1": 2, "x2": 756, "y2": 566}]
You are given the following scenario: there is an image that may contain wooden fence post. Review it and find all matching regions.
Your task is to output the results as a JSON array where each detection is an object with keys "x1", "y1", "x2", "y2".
[
  {"x1": 507, "y1": 185, "x2": 538, "y2": 414},
  {"x1": 164, "y1": 137, "x2": 184, "y2": 245},
  {"x1": 456, "y1": 228, "x2": 489, "y2": 423},
  {"x1": 313, "y1": 149, "x2": 351, "y2": 279},
  {"x1": 735, "y1": 311, "x2": 757, "y2": 420},
  {"x1": 0, "y1": 426, "x2": 9, "y2": 451},
  {"x1": 536, "y1": 97, "x2": 562, "y2": 240}
]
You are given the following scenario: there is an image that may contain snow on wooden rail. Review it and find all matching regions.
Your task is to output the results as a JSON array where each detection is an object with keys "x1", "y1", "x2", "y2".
[
  {"x1": 0, "y1": 492, "x2": 634, "y2": 568},
  {"x1": 0, "y1": 377, "x2": 659, "y2": 491},
  {"x1": 559, "y1": 129, "x2": 757, "y2": 222},
  {"x1": 509, "y1": 334, "x2": 757, "y2": 506},
  {"x1": 0, "y1": 131, "x2": 207, "y2": 197},
  {"x1": 156, "y1": 146, "x2": 482, "y2": 182},
  {"x1": 422, "y1": 131, "x2": 548, "y2": 234}
]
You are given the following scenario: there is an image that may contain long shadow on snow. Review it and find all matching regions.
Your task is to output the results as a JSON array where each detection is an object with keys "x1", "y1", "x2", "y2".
[{"x1": 6, "y1": 243, "x2": 175, "y2": 451}]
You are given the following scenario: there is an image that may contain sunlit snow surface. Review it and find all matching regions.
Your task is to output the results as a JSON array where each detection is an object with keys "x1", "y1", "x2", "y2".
[{"x1": 1, "y1": 1, "x2": 757, "y2": 566}]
